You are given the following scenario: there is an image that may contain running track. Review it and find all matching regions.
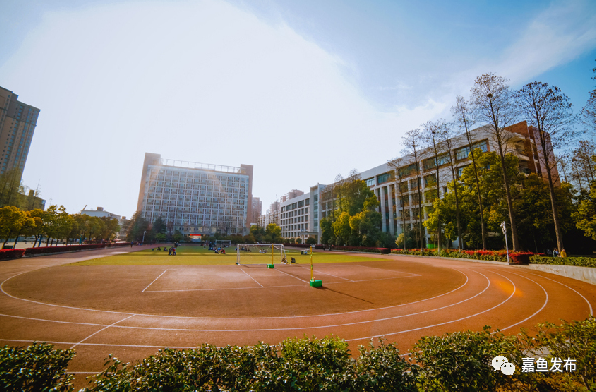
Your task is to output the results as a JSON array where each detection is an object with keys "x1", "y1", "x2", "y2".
[{"x1": 0, "y1": 246, "x2": 594, "y2": 388}]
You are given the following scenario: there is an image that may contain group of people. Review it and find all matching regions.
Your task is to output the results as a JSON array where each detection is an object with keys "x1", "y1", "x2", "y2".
[
  {"x1": 154, "y1": 245, "x2": 177, "y2": 256},
  {"x1": 546, "y1": 248, "x2": 568, "y2": 257}
]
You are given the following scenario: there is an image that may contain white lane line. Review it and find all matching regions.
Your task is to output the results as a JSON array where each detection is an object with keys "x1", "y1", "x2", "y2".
[
  {"x1": 0, "y1": 313, "x2": 103, "y2": 326},
  {"x1": 276, "y1": 268, "x2": 308, "y2": 283},
  {"x1": 346, "y1": 270, "x2": 517, "y2": 341},
  {"x1": 497, "y1": 271, "x2": 548, "y2": 331},
  {"x1": 0, "y1": 271, "x2": 488, "y2": 333},
  {"x1": 239, "y1": 268, "x2": 263, "y2": 288},
  {"x1": 523, "y1": 271, "x2": 592, "y2": 316},
  {"x1": 142, "y1": 270, "x2": 168, "y2": 292},
  {"x1": 1, "y1": 338, "x2": 196, "y2": 349},
  {"x1": 70, "y1": 314, "x2": 134, "y2": 349},
  {"x1": 0, "y1": 269, "x2": 470, "y2": 320}
]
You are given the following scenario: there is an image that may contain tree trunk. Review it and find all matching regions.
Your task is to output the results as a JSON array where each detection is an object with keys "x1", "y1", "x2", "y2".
[
  {"x1": 545, "y1": 164, "x2": 564, "y2": 252},
  {"x1": 499, "y1": 153, "x2": 520, "y2": 251}
]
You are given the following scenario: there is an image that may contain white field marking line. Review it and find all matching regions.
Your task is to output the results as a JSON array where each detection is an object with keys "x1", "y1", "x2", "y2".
[
  {"x1": 346, "y1": 270, "x2": 517, "y2": 342},
  {"x1": 496, "y1": 271, "x2": 548, "y2": 332},
  {"x1": 0, "y1": 312, "x2": 103, "y2": 326},
  {"x1": 0, "y1": 269, "x2": 471, "y2": 321},
  {"x1": 142, "y1": 269, "x2": 168, "y2": 292},
  {"x1": 70, "y1": 314, "x2": 134, "y2": 349},
  {"x1": 297, "y1": 264, "x2": 419, "y2": 281},
  {"x1": 145, "y1": 284, "x2": 304, "y2": 292},
  {"x1": 239, "y1": 268, "x2": 263, "y2": 287},
  {"x1": 275, "y1": 268, "x2": 308, "y2": 283},
  {"x1": 523, "y1": 270, "x2": 593, "y2": 316},
  {"x1": 0, "y1": 271, "x2": 127, "y2": 315},
  {"x1": 96, "y1": 271, "x2": 492, "y2": 333},
  {"x1": 1, "y1": 338, "x2": 197, "y2": 349}
]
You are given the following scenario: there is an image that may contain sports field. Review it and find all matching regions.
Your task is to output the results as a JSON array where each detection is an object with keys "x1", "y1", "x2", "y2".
[
  {"x1": 73, "y1": 245, "x2": 391, "y2": 266},
  {"x1": 1, "y1": 245, "x2": 595, "y2": 389}
]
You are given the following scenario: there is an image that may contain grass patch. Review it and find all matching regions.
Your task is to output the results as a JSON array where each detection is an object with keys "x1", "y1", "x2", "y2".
[{"x1": 72, "y1": 245, "x2": 392, "y2": 266}]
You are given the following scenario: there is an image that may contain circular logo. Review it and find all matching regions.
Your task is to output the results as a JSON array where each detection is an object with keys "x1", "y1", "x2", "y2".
[{"x1": 491, "y1": 356, "x2": 508, "y2": 371}]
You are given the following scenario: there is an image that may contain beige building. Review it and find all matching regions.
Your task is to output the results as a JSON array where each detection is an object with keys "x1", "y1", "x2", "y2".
[
  {"x1": 0, "y1": 86, "x2": 40, "y2": 176},
  {"x1": 137, "y1": 153, "x2": 253, "y2": 236}
]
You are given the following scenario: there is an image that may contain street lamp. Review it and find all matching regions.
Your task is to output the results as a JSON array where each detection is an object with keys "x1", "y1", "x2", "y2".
[{"x1": 141, "y1": 231, "x2": 147, "y2": 244}]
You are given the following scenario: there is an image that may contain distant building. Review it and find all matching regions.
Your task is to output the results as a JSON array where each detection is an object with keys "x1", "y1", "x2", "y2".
[
  {"x1": 251, "y1": 197, "x2": 262, "y2": 225},
  {"x1": 273, "y1": 121, "x2": 558, "y2": 245},
  {"x1": 136, "y1": 153, "x2": 253, "y2": 237},
  {"x1": 16, "y1": 189, "x2": 45, "y2": 211},
  {"x1": 279, "y1": 184, "x2": 325, "y2": 243},
  {"x1": 0, "y1": 86, "x2": 40, "y2": 177},
  {"x1": 81, "y1": 206, "x2": 123, "y2": 222}
]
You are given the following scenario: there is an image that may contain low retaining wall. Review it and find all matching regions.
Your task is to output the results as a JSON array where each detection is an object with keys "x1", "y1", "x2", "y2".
[{"x1": 514, "y1": 264, "x2": 596, "y2": 286}]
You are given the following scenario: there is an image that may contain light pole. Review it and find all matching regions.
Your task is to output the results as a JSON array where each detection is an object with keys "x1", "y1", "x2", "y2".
[
  {"x1": 500, "y1": 221, "x2": 510, "y2": 264},
  {"x1": 141, "y1": 231, "x2": 146, "y2": 244}
]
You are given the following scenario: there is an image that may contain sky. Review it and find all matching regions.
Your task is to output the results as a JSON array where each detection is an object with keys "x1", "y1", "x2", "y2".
[{"x1": 1, "y1": 0, "x2": 595, "y2": 218}]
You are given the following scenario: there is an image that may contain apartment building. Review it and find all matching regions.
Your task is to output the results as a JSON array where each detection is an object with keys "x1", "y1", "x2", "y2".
[
  {"x1": 279, "y1": 184, "x2": 326, "y2": 242},
  {"x1": 137, "y1": 153, "x2": 253, "y2": 236},
  {"x1": 0, "y1": 86, "x2": 40, "y2": 176}
]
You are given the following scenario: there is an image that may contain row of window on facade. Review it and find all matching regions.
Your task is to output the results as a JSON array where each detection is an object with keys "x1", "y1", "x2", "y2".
[{"x1": 365, "y1": 140, "x2": 489, "y2": 188}]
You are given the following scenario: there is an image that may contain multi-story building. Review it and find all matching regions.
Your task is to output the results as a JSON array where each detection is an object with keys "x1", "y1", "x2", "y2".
[
  {"x1": 276, "y1": 121, "x2": 557, "y2": 245},
  {"x1": 279, "y1": 183, "x2": 326, "y2": 242},
  {"x1": 136, "y1": 153, "x2": 253, "y2": 237},
  {"x1": 251, "y1": 197, "x2": 262, "y2": 225},
  {"x1": 264, "y1": 200, "x2": 281, "y2": 227},
  {"x1": 81, "y1": 206, "x2": 123, "y2": 222},
  {"x1": 360, "y1": 121, "x2": 557, "y2": 247},
  {"x1": 0, "y1": 86, "x2": 40, "y2": 176}
]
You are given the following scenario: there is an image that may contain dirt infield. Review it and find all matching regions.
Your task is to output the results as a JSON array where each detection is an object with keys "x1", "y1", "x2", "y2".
[{"x1": 1, "y1": 246, "x2": 595, "y2": 389}]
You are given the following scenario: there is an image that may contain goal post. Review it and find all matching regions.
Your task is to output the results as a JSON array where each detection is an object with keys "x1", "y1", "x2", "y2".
[{"x1": 235, "y1": 244, "x2": 286, "y2": 268}]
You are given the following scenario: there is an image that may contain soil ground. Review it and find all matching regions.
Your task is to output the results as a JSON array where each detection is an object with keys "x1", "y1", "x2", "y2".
[{"x1": 1, "y1": 245, "x2": 594, "y2": 389}]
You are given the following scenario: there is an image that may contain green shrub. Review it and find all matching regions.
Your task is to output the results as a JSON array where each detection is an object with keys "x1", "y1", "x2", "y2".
[
  {"x1": 530, "y1": 256, "x2": 596, "y2": 268},
  {"x1": 354, "y1": 339, "x2": 417, "y2": 391},
  {"x1": 0, "y1": 342, "x2": 75, "y2": 391},
  {"x1": 412, "y1": 326, "x2": 522, "y2": 391}
]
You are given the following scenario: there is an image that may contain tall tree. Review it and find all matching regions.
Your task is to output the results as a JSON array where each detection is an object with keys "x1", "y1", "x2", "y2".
[
  {"x1": 515, "y1": 81, "x2": 574, "y2": 253},
  {"x1": 470, "y1": 73, "x2": 521, "y2": 251},
  {"x1": 401, "y1": 128, "x2": 425, "y2": 249},
  {"x1": 0, "y1": 168, "x2": 23, "y2": 208},
  {"x1": 452, "y1": 95, "x2": 487, "y2": 249},
  {"x1": 0, "y1": 206, "x2": 32, "y2": 247},
  {"x1": 388, "y1": 158, "x2": 409, "y2": 250},
  {"x1": 439, "y1": 121, "x2": 464, "y2": 249},
  {"x1": 421, "y1": 120, "x2": 445, "y2": 252}
]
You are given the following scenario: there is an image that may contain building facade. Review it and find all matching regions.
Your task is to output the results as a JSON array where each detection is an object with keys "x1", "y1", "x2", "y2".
[
  {"x1": 250, "y1": 197, "x2": 262, "y2": 225},
  {"x1": 275, "y1": 121, "x2": 557, "y2": 245},
  {"x1": 137, "y1": 153, "x2": 253, "y2": 237},
  {"x1": 0, "y1": 86, "x2": 40, "y2": 176}
]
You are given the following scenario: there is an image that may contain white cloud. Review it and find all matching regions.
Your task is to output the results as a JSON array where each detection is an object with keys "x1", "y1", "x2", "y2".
[{"x1": 1, "y1": 0, "x2": 444, "y2": 216}]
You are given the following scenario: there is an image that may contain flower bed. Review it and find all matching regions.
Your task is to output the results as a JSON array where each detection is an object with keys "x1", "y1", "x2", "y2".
[{"x1": 0, "y1": 249, "x2": 26, "y2": 260}]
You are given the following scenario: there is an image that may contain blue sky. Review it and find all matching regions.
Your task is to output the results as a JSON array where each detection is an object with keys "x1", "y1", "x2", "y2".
[{"x1": 1, "y1": 0, "x2": 595, "y2": 218}]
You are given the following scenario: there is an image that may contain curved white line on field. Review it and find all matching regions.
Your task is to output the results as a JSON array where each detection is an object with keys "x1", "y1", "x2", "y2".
[
  {"x1": 524, "y1": 271, "x2": 593, "y2": 316},
  {"x1": 0, "y1": 268, "x2": 471, "y2": 320},
  {"x1": 497, "y1": 271, "x2": 548, "y2": 331},
  {"x1": 0, "y1": 271, "x2": 490, "y2": 333},
  {"x1": 345, "y1": 270, "x2": 517, "y2": 342}
]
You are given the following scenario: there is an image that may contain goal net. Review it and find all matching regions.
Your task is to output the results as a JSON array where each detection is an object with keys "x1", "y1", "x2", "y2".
[{"x1": 236, "y1": 244, "x2": 287, "y2": 267}]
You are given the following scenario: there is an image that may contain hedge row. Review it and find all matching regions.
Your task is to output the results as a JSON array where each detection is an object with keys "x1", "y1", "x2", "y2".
[
  {"x1": 0, "y1": 249, "x2": 26, "y2": 260},
  {"x1": 3, "y1": 318, "x2": 594, "y2": 391},
  {"x1": 0, "y1": 242, "x2": 133, "y2": 260},
  {"x1": 531, "y1": 256, "x2": 596, "y2": 268},
  {"x1": 390, "y1": 249, "x2": 596, "y2": 268},
  {"x1": 331, "y1": 246, "x2": 391, "y2": 254}
]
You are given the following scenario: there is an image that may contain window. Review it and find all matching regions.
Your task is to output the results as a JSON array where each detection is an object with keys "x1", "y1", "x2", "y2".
[
  {"x1": 424, "y1": 174, "x2": 437, "y2": 187},
  {"x1": 456, "y1": 166, "x2": 469, "y2": 178},
  {"x1": 455, "y1": 140, "x2": 488, "y2": 160},
  {"x1": 365, "y1": 178, "x2": 375, "y2": 187},
  {"x1": 305, "y1": 198, "x2": 310, "y2": 206},
  {"x1": 398, "y1": 163, "x2": 418, "y2": 178},
  {"x1": 377, "y1": 172, "x2": 394, "y2": 184}
]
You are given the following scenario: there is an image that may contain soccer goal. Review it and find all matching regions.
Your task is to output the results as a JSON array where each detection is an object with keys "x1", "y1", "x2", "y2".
[
  {"x1": 215, "y1": 239, "x2": 232, "y2": 248},
  {"x1": 236, "y1": 244, "x2": 287, "y2": 268}
]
